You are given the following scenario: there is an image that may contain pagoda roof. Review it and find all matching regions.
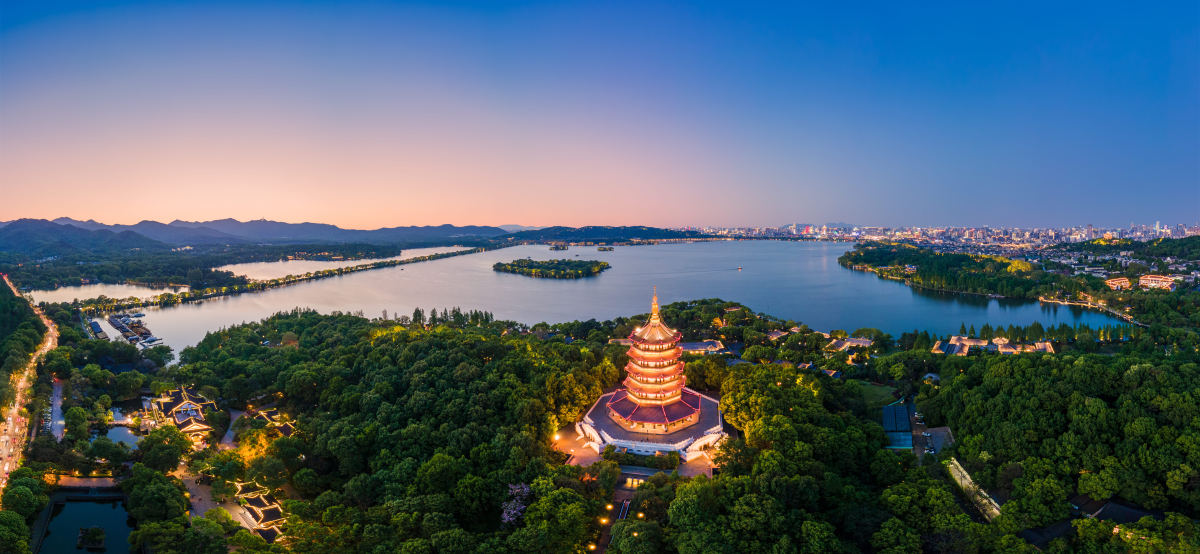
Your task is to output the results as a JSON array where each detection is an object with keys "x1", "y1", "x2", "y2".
[
  {"x1": 629, "y1": 289, "x2": 681, "y2": 344},
  {"x1": 607, "y1": 388, "x2": 701, "y2": 424}
]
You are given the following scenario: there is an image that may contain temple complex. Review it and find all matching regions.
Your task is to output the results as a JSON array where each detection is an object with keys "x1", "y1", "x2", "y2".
[{"x1": 573, "y1": 290, "x2": 725, "y2": 462}]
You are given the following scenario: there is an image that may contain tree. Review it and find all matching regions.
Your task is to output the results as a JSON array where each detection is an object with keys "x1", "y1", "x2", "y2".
[
  {"x1": 143, "y1": 345, "x2": 174, "y2": 367},
  {"x1": 506, "y1": 488, "x2": 590, "y2": 552},
  {"x1": 123, "y1": 464, "x2": 188, "y2": 522},
  {"x1": 0, "y1": 511, "x2": 31, "y2": 554},
  {"x1": 139, "y1": 425, "x2": 191, "y2": 472},
  {"x1": 0, "y1": 487, "x2": 41, "y2": 520},
  {"x1": 64, "y1": 406, "x2": 90, "y2": 442},
  {"x1": 871, "y1": 517, "x2": 921, "y2": 554},
  {"x1": 609, "y1": 520, "x2": 663, "y2": 554}
]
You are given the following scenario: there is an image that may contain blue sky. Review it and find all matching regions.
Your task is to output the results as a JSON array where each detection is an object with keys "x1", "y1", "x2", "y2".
[{"x1": 1, "y1": 1, "x2": 1196, "y2": 227}]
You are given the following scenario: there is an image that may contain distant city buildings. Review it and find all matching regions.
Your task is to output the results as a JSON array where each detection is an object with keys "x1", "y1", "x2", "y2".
[{"x1": 679, "y1": 221, "x2": 1200, "y2": 257}]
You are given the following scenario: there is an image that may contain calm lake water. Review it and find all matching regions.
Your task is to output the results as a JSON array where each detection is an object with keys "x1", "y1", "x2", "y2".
[
  {"x1": 29, "y1": 282, "x2": 187, "y2": 303},
  {"x1": 94, "y1": 426, "x2": 140, "y2": 448},
  {"x1": 214, "y1": 246, "x2": 471, "y2": 280},
  {"x1": 138, "y1": 241, "x2": 1121, "y2": 354},
  {"x1": 41, "y1": 500, "x2": 134, "y2": 553}
]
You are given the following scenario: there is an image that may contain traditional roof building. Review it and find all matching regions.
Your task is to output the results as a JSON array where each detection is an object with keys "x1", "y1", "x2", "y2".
[
  {"x1": 234, "y1": 483, "x2": 287, "y2": 544},
  {"x1": 825, "y1": 337, "x2": 873, "y2": 351},
  {"x1": 932, "y1": 336, "x2": 1054, "y2": 356},
  {"x1": 152, "y1": 387, "x2": 219, "y2": 443},
  {"x1": 252, "y1": 408, "x2": 297, "y2": 438},
  {"x1": 679, "y1": 340, "x2": 725, "y2": 355}
]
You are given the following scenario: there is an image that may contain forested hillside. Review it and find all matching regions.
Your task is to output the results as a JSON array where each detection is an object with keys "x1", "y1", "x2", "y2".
[
  {"x1": 0, "y1": 283, "x2": 44, "y2": 405},
  {"x1": 918, "y1": 354, "x2": 1200, "y2": 525},
  {"x1": 1, "y1": 301, "x2": 1197, "y2": 552}
]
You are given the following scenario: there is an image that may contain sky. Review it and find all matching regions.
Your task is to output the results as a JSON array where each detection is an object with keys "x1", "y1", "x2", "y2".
[{"x1": 1, "y1": 1, "x2": 1197, "y2": 229}]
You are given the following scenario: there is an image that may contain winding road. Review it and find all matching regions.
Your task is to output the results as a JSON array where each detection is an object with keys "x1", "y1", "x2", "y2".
[{"x1": 0, "y1": 274, "x2": 58, "y2": 490}]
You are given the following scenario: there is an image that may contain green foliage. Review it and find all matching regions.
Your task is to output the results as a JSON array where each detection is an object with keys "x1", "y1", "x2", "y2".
[
  {"x1": 601, "y1": 444, "x2": 680, "y2": 470},
  {"x1": 122, "y1": 463, "x2": 189, "y2": 522},
  {"x1": 493, "y1": 258, "x2": 611, "y2": 279},
  {"x1": 173, "y1": 310, "x2": 621, "y2": 551},
  {"x1": 920, "y1": 353, "x2": 1200, "y2": 522},
  {"x1": 841, "y1": 241, "x2": 1200, "y2": 333},
  {"x1": 138, "y1": 425, "x2": 192, "y2": 472},
  {"x1": 0, "y1": 510, "x2": 31, "y2": 554},
  {"x1": 0, "y1": 282, "x2": 43, "y2": 404}
]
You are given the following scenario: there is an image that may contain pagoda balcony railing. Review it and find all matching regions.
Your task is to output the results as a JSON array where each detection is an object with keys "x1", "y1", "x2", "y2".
[
  {"x1": 628, "y1": 336, "x2": 682, "y2": 349},
  {"x1": 625, "y1": 372, "x2": 684, "y2": 384},
  {"x1": 626, "y1": 375, "x2": 685, "y2": 388},
  {"x1": 627, "y1": 358, "x2": 682, "y2": 369},
  {"x1": 626, "y1": 347, "x2": 682, "y2": 361},
  {"x1": 624, "y1": 378, "x2": 686, "y2": 396},
  {"x1": 624, "y1": 362, "x2": 683, "y2": 376},
  {"x1": 626, "y1": 391, "x2": 684, "y2": 404}
]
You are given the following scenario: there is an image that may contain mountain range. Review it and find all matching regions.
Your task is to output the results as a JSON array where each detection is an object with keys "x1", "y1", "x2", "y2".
[
  {"x1": 0, "y1": 217, "x2": 508, "y2": 246},
  {"x1": 0, "y1": 219, "x2": 704, "y2": 259},
  {"x1": 0, "y1": 218, "x2": 511, "y2": 258}
]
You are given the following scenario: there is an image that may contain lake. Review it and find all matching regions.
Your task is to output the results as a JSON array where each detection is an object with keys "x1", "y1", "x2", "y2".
[
  {"x1": 40, "y1": 499, "x2": 134, "y2": 553},
  {"x1": 94, "y1": 426, "x2": 140, "y2": 449},
  {"x1": 214, "y1": 246, "x2": 471, "y2": 280},
  {"x1": 29, "y1": 282, "x2": 187, "y2": 304},
  {"x1": 137, "y1": 241, "x2": 1122, "y2": 354}
]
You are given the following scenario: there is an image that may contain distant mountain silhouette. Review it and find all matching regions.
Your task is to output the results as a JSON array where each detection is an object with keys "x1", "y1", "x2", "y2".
[
  {"x1": 0, "y1": 219, "x2": 168, "y2": 257},
  {"x1": 53, "y1": 217, "x2": 244, "y2": 245},
  {"x1": 3, "y1": 218, "x2": 509, "y2": 246},
  {"x1": 168, "y1": 219, "x2": 508, "y2": 244}
]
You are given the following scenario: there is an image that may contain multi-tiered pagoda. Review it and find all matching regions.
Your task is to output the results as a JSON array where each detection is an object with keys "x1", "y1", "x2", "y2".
[{"x1": 606, "y1": 290, "x2": 702, "y2": 434}]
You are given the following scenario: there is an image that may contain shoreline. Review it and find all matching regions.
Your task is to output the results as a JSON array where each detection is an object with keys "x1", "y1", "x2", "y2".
[
  {"x1": 58, "y1": 246, "x2": 502, "y2": 315},
  {"x1": 842, "y1": 263, "x2": 1140, "y2": 327}
]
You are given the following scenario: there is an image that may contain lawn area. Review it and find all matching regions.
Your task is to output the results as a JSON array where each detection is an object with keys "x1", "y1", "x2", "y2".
[{"x1": 854, "y1": 380, "x2": 897, "y2": 411}]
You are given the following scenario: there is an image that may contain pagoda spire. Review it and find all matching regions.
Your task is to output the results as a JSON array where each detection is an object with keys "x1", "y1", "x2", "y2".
[{"x1": 651, "y1": 286, "x2": 659, "y2": 318}]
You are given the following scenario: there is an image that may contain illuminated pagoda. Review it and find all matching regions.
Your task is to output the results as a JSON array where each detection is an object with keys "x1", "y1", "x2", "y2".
[
  {"x1": 573, "y1": 289, "x2": 725, "y2": 463},
  {"x1": 606, "y1": 289, "x2": 701, "y2": 434}
]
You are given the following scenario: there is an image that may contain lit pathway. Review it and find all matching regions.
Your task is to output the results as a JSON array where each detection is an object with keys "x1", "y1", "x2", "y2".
[
  {"x1": 0, "y1": 273, "x2": 59, "y2": 490},
  {"x1": 220, "y1": 409, "x2": 244, "y2": 450},
  {"x1": 50, "y1": 379, "x2": 65, "y2": 440}
]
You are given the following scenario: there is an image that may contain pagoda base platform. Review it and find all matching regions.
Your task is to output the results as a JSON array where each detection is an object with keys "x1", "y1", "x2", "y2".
[
  {"x1": 606, "y1": 388, "x2": 702, "y2": 434},
  {"x1": 576, "y1": 389, "x2": 726, "y2": 462}
]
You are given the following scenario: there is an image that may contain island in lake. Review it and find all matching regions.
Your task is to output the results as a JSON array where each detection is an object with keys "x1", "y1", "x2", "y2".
[{"x1": 492, "y1": 258, "x2": 611, "y2": 279}]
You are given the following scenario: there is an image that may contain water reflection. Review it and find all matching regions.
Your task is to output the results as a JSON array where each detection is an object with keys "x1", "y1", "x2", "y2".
[{"x1": 132, "y1": 241, "x2": 1123, "y2": 353}]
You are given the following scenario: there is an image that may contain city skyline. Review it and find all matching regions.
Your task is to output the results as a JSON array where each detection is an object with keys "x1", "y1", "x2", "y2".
[{"x1": 2, "y1": 1, "x2": 1197, "y2": 228}]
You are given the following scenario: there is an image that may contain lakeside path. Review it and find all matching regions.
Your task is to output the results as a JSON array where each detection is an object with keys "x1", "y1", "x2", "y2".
[{"x1": 0, "y1": 273, "x2": 58, "y2": 490}]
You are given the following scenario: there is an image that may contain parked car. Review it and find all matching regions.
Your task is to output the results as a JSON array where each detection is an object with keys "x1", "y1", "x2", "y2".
[
  {"x1": 924, "y1": 447, "x2": 935, "y2": 454},
  {"x1": 921, "y1": 432, "x2": 932, "y2": 438}
]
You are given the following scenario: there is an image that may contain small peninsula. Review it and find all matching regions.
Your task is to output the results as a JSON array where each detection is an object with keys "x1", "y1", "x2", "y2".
[{"x1": 492, "y1": 258, "x2": 611, "y2": 279}]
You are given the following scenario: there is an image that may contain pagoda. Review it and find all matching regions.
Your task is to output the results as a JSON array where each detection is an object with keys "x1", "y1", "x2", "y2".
[{"x1": 606, "y1": 289, "x2": 702, "y2": 434}]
